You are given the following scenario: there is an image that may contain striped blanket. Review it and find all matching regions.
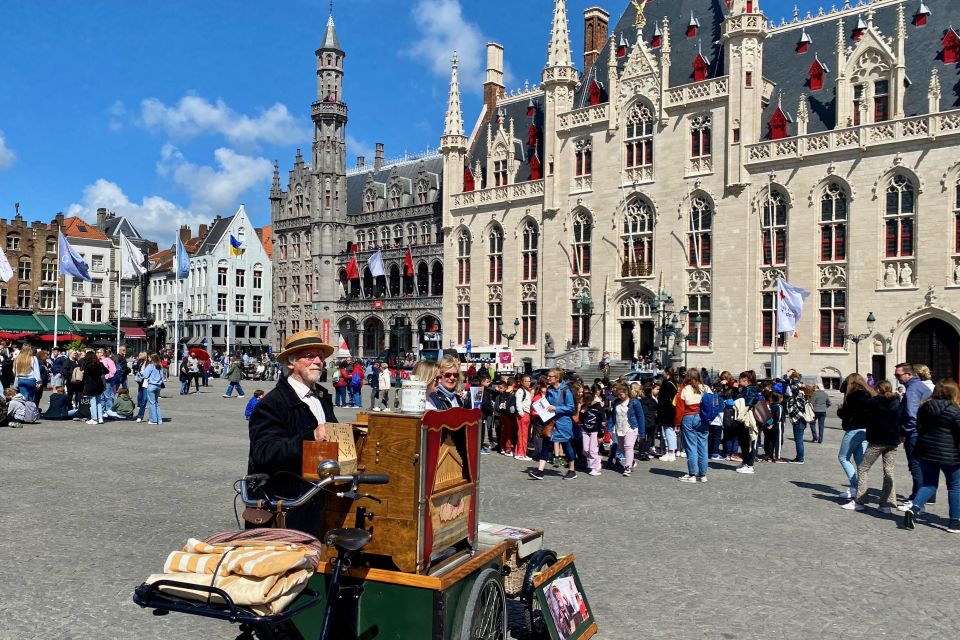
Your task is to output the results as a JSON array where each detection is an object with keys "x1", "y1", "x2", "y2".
[{"x1": 145, "y1": 537, "x2": 320, "y2": 615}]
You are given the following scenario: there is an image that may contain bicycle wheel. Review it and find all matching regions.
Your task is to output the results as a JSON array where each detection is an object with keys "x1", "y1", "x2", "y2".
[{"x1": 458, "y1": 567, "x2": 507, "y2": 640}]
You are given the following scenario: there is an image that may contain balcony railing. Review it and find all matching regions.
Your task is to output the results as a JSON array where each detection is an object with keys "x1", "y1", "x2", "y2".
[
  {"x1": 620, "y1": 261, "x2": 653, "y2": 279},
  {"x1": 452, "y1": 180, "x2": 544, "y2": 209}
]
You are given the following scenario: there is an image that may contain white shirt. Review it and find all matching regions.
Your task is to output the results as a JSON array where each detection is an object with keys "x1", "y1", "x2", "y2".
[{"x1": 287, "y1": 377, "x2": 326, "y2": 425}]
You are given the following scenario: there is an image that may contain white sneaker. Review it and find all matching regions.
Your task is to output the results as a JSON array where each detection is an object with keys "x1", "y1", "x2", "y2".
[
  {"x1": 841, "y1": 489, "x2": 853, "y2": 500},
  {"x1": 840, "y1": 501, "x2": 865, "y2": 511},
  {"x1": 588, "y1": 470, "x2": 601, "y2": 476},
  {"x1": 678, "y1": 451, "x2": 688, "y2": 458},
  {"x1": 735, "y1": 466, "x2": 755, "y2": 474},
  {"x1": 85, "y1": 419, "x2": 97, "y2": 425},
  {"x1": 678, "y1": 474, "x2": 697, "y2": 483},
  {"x1": 661, "y1": 454, "x2": 676, "y2": 462},
  {"x1": 897, "y1": 501, "x2": 913, "y2": 512},
  {"x1": 98, "y1": 420, "x2": 104, "y2": 424},
  {"x1": 136, "y1": 418, "x2": 142, "y2": 423},
  {"x1": 696, "y1": 476, "x2": 708, "y2": 483}
]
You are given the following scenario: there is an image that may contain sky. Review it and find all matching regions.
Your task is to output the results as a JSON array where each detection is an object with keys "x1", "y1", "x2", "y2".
[{"x1": 0, "y1": 0, "x2": 822, "y2": 245}]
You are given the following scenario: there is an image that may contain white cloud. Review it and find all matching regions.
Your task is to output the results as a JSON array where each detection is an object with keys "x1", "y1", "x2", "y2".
[
  {"x1": 66, "y1": 179, "x2": 207, "y2": 244},
  {"x1": 139, "y1": 95, "x2": 309, "y2": 146},
  {"x1": 107, "y1": 100, "x2": 127, "y2": 132},
  {"x1": 0, "y1": 131, "x2": 15, "y2": 169},
  {"x1": 408, "y1": 0, "x2": 487, "y2": 89},
  {"x1": 158, "y1": 143, "x2": 273, "y2": 212}
]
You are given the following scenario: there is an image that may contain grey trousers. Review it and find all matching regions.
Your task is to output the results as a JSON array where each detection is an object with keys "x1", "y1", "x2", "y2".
[{"x1": 855, "y1": 443, "x2": 898, "y2": 507}]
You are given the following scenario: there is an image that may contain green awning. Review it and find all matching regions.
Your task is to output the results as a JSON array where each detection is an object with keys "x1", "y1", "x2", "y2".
[
  {"x1": 74, "y1": 322, "x2": 122, "y2": 338},
  {"x1": 0, "y1": 313, "x2": 44, "y2": 333},
  {"x1": 35, "y1": 314, "x2": 79, "y2": 333}
]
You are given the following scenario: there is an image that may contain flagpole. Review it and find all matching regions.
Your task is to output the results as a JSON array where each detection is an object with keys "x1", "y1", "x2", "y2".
[
  {"x1": 768, "y1": 174, "x2": 779, "y2": 380},
  {"x1": 54, "y1": 226, "x2": 62, "y2": 350},
  {"x1": 116, "y1": 243, "x2": 122, "y2": 353}
]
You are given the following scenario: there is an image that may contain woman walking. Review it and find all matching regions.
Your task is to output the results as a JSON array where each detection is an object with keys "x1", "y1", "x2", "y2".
[
  {"x1": 80, "y1": 350, "x2": 108, "y2": 425},
  {"x1": 579, "y1": 391, "x2": 605, "y2": 476},
  {"x1": 529, "y1": 368, "x2": 577, "y2": 480},
  {"x1": 610, "y1": 384, "x2": 644, "y2": 477},
  {"x1": 836, "y1": 373, "x2": 874, "y2": 499},
  {"x1": 133, "y1": 352, "x2": 148, "y2": 422},
  {"x1": 13, "y1": 345, "x2": 42, "y2": 402},
  {"x1": 734, "y1": 370, "x2": 761, "y2": 474},
  {"x1": 842, "y1": 380, "x2": 901, "y2": 513},
  {"x1": 811, "y1": 384, "x2": 831, "y2": 444},
  {"x1": 903, "y1": 379, "x2": 960, "y2": 532},
  {"x1": 141, "y1": 354, "x2": 165, "y2": 425},
  {"x1": 675, "y1": 369, "x2": 708, "y2": 482}
]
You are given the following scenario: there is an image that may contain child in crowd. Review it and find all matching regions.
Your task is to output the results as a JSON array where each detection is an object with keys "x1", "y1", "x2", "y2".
[
  {"x1": 245, "y1": 390, "x2": 265, "y2": 420},
  {"x1": 766, "y1": 390, "x2": 786, "y2": 463},
  {"x1": 639, "y1": 385, "x2": 658, "y2": 461},
  {"x1": 43, "y1": 385, "x2": 74, "y2": 420},
  {"x1": 6, "y1": 387, "x2": 40, "y2": 428},
  {"x1": 579, "y1": 391, "x2": 605, "y2": 476},
  {"x1": 106, "y1": 388, "x2": 135, "y2": 420}
]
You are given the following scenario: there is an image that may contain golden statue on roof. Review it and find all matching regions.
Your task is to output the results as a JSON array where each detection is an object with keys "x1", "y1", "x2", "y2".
[{"x1": 632, "y1": 0, "x2": 649, "y2": 27}]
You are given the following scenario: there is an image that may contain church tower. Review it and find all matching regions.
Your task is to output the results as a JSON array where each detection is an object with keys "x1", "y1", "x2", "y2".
[
  {"x1": 311, "y1": 12, "x2": 349, "y2": 316},
  {"x1": 440, "y1": 52, "x2": 468, "y2": 230},
  {"x1": 541, "y1": 0, "x2": 578, "y2": 213}
]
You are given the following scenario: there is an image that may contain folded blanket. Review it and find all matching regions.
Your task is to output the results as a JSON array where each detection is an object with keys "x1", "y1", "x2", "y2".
[{"x1": 146, "y1": 537, "x2": 320, "y2": 615}]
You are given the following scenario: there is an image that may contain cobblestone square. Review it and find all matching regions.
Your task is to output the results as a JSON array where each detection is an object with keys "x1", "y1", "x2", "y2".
[{"x1": 2, "y1": 382, "x2": 959, "y2": 640}]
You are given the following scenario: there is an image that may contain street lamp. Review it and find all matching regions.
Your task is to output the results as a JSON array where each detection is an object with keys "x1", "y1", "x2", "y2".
[
  {"x1": 683, "y1": 314, "x2": 702, "y2": 369},
  {"x1": 577, "y1": 292, "x2": 593, "y2": 347},
  {"x1": 497, "y1": 318, "x2": 521, "y2": 349},
  {"x1": 838, "y1": 311, "x2": 876, "y2": 374},
  {"x1": 652, "y1": 289, "x2": 688, "y2": 368}
]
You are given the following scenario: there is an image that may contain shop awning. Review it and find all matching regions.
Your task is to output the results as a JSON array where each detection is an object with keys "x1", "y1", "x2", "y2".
[
  {"x1": 0, "y1": 313, "x2": 44, "y2": 333},
  {"x1": 74, "y1": 322, "x2": 121, "y2": 338},
  {"x1": 35, "y1": 314, "x2": 79, "y2": 334},
  {"x1": 122, "y1": 328, "x2": 147, "y2": 339}
]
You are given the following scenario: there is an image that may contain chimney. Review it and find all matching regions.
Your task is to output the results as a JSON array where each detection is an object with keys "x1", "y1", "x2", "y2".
[
  {"x1": 178, "y1": 224, "x2": 191, "y2": 245},
  {"x1": 198, "y1": 224, "x2": 210, "y2": 241},
  {"x1": 374, "y1": 143, "x2": 384, "y2": 171},
  {"x1": 583, "y1": 7, "x2": 610, "y2": 72},
  {"x1": 484, "y1": 43, "x2": 505, "y2": 117},
  {"x1": 356, "y1": 156, "x2": 365, "y2": 170},
  {"x1": 96, "y1": 207, "x2": 107, "y2": 230}
]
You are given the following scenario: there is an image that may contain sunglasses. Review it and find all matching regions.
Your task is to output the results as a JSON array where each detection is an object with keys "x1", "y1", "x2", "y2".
[
  {"x1": 440, "y1": 372, "x2": 459, "y2": 380},
  {"x1": 297, "y1": 353, "x2": 326, "y2": 362}
]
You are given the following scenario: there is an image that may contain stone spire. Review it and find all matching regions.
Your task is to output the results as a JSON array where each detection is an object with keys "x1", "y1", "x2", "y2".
[
  {"x1": 321, "y1": 14, "x2": 341, "y2": 51},
  {"x1": 443, "y1": 52, "x2": 464, "y2": 137},
  {"x1": 270, "y1": 160, "x2": 281, "y2": 197},
  {"x1": 545, "y1": 0, "x2": 573, "y2": 69},
  {"x1": 929, "y1": 68, "x2": 942, "y2": 114},
  {"x1": 797, "y1": 94, "x2": 809, "y2": 135}
]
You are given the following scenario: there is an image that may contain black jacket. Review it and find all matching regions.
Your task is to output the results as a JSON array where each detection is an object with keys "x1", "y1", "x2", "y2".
[
  {"x1": 837, "y1": 389, "x2": 872, "y2": 431},
  {"x1": 64, "y1": 358, "x2": 82, "y2": 389},
  {"x1": 43, "y1": 393, "x2": 73, "y2": 420},
  {"x1": 247, "y1": 376, "x2": 337, "y2": 535},
  {"x1": 640, "y1": 397, "x2": 659, "y2": 435},
  {"x1": 865, "y1": 395, "x2": 902, "y2": 446},
  {"x1": 915, "y1": 399, "x2": 960, "y2": 466},
  {"x1": 657, "y1": 379, "x2": 678, "y2": 424},
  {"x1": 81, "y1": 361, "x2": 107, "y2": 397}
]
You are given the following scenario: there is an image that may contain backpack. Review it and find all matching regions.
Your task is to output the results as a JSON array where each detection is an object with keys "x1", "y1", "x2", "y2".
[
  {"x1": 332, "y1": 369, "x2": 341, "y2": 383},
  {"x1": 21, "y1": 400, "x2": 40, "y2": 424},
  {"x1": 497, "y1": 392, "x2": 516, "y2": 416},
  {"x1": 699, "y1": 390, "x2": 723, "y2": 424},
  {"x1": 350, "y1": 369, "x2": 362, "y2": 388},
  {"x1": 71, "y1": 365, "x2": 84, "y2": 384},
  {"x1": 752, "y1": 398, "x2": 772, "y2": 426},
  {"x1": 722, "y1": 404, "x2": 737, "y2": 430}
]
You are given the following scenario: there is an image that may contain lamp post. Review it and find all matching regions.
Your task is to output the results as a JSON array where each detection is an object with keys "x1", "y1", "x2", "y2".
[
  {"x1": 838, "y1": 311, "x2": 876, "y2": 375},
  {"x1": 683, "y1": 314, "x2": 702, "y2": 370},
  {"x1": 652, "y1": 290, "x2": 687, "y2": 368},
  {"x1": 577, "y1": 292, "x2": 593, "y2": 347},
  {"x1": 497, "y1": 318, "x2": 521, "y2": 350}
]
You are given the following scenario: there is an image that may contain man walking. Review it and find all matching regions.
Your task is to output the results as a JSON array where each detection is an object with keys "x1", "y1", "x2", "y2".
[
  {"x1": 368, "y1": 362, "x2": 380, "y2": 410},
  {"x1": 896, "y1": 363, "x2": 934, "y2": 511},
  {"x1": 223, "y1": 356, "x2": 246, "y2": 398}
]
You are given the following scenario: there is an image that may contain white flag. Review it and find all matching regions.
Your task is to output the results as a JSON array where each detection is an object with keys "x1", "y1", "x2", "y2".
[
  {"x1": 776, "y1": 277, "x2": 810, "y2": 334},
  {"x1": 367, "y1": 249, "x2": 385, "y2": 278},
  {"x1": 119, "y1": 233, "x2": 146, "y2": 278},
  {"x1": 0, "y1": 248, "x2": 12, "y2": 282}
]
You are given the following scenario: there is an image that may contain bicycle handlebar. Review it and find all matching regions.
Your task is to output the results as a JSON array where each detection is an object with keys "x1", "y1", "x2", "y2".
[{"x1": 239, "y1": 472, "x2": 390, "y2": 510}]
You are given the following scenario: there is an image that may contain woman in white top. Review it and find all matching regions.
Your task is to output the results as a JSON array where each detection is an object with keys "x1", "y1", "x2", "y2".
[
  {"x1": 376, "y1": 363, "x2": 392, "y2": 411},
  {"x1": 13, "y1": 345, "x2": 42, "y2": 402}
]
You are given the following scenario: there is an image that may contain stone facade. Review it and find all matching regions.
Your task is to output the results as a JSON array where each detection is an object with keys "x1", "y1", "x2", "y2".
[
  {"x1": 0, "y1": 208, "x2": 62, "y2": 312},
  {"x1": 440, "y1": 0, "x2": 960, "y2": 383}
]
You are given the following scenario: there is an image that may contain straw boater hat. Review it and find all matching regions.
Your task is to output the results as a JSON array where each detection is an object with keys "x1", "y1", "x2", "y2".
[{"x1": 277, "y1": 329, "x2": 334, "y2": 362}]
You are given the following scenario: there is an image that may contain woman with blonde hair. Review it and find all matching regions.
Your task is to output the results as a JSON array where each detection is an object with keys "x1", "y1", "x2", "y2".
[
  {"x1": 915, "y1": 364, "x2": 936, "y2": 392},
  {"x1": 423, "y1": 355, "x2": 465, "y2": 410},
  {"x1": 836, "y1": 373, "x2": 876, "y2": 499},
  {"x1": 674, "y1": 368, "x2": 709, "y2": 482},
  {"x1": 13, "y1": 344, "x2": 42, "y2": 402}
]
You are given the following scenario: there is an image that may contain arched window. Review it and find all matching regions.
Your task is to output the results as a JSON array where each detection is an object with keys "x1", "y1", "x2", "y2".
[
  {"x1": 820, "y1": 182, "x2": 847, "y2": 262},
  {"x1": 622, "y1": 199, "x2": 654, "y2": 277},
  {"x1": 417, "y1": 262, "x2": 429, "y2": 295},
  {"x1": 457, "y1": 230, "x2": 471, "y2": 285},
  {"x1": 690, "y1": 115, "x2": 711, "y2": 159},
  {"x1": 416, "y1": 180, "x2": 429, "y2": 205},
  {"x1": 389, "y1": 264, "x2": 401, "y2": 297},
  {"x1": 406, "y1": 223, "x2": 417, "y2": 246},
  {"x1": 431, "y1": 262, "x2": 443, "y2": 296},
  {"x1": 393, "y1": 225, "x2": 403, "y2": 246},
  {"x1": 572, "y1": 211, "x2": 592, "y2": 275},
  {"x1": 364, "y1": 188, "x2": 377, "y2": 213},
  {"x1": 389, "y1": 185, "x2": 403, "y2": 209},
  {"x1": 6, "y1": 234, "x2": 20, "y2": 251},
  {"x1": 689, "y1": 197, "x2": 712, "y2": 267},
  {"x1": 45, "y1": 236, "x2": 56, "y2": 253},
  {"x1": 356, "y1": 230, "x2": 365, "y2": 252},
  {"x1": 278, "y1": 235, "x2": 287, "y2": 260},
  {"x1": 488, "y1": 226, "x2": 503, "y2": 283},
  {"x1": 381, "y1": 227, "x2": 391, "y2": 246},
  {"x1": 625, "y1": 103, "x2": 654, "y2": 169},
  {"x1": 41, "y1": 260, "x2": 56, "y2": 282},
  {"x1": 761, "y1": 189, "x2": 788, "y2": 266},
  {"x1": 420, "y1": 223, "x2": 431, "y2": 245},
  {"x1": 954, "y1": 179, "x2": 960, "y2": 258},
  {"x1": 885, "y1": 175, "x2": 914, "y2": 258},
  {"x1": 521, "y1": 221, "x2": 539, "y2": 282},
  {"x1": 291, "y1": 233, "x2": 301, "y2": 258}
]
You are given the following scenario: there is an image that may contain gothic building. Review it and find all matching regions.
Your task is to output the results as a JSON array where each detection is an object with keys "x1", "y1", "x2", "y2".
[
  {"x1": 270, "y1": 13, "x2": 444, "y2": 358},
  {"x1": 440, "y1": 0, "x2": 960, "y2": 383}
]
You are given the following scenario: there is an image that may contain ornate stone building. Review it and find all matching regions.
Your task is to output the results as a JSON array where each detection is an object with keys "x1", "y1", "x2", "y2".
[{"x1": 441, "y1": 0, "x2": 960, "y2": 383}]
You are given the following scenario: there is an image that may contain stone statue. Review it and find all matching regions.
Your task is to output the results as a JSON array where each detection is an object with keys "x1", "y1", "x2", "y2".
[
  {"x1": 632, "y1": 323, "x2": 641, "y2": 357},
  {"x1": 954, "y1": 262, "x2": 960, "y2": 285},
  {"x1": 544, "y1": 332, "x2": 555, "y2": 356},
  {"x1": 899, "y1": 263, "x2": 913, "y2": 287},
  {"x1": 884, "y1": 263, "x2": 897, "y2": 288}
]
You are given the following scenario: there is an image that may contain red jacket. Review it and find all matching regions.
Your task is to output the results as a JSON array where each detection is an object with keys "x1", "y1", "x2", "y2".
[{"x1": 673, "y1": 384, "x2": 702, "y2": 427}]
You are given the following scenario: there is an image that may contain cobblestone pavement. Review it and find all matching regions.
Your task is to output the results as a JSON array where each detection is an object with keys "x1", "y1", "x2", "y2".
[{"x1": 2, "y1": 382, "x2": 959, "y2": 639}]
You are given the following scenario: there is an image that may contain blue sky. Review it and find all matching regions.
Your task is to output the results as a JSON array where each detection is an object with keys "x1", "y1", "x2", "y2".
[{"x1": 0, "y1": 0, "x2": 820, "y2": 244}]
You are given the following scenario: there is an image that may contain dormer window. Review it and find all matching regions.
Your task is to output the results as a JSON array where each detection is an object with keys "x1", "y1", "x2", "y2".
[
  {"x1": 527, "y1": 98, "x2": 535, "y2": 117},
  {"x1": 913, "y1": 3, "x2": 930, "y2": 27},
  {"x1": 853, "y1": 16, "x2": 866, "y2": 41},
  {"x1": 746, "y1": 0, "x2": 754, "y2": 12},
  {"x1": 874, "y1": 80, "x2": 890, "y2": 122},
  {"x1": 687, "y1": 13, "x2": 700, "y2": 38},
  {"x1": 617, "y1": 33, "x2": 629, "y2": 58},
  {"x1": 693, "y1": 53, "x2": 709, "y2": 83},
  {"x1": 416, "y1": 180, "x2": 429, "y2": 205},
  {"x1": 797, "y1": 29, "x2": 812, "y2": 54},
  {"x1": 809, "y1": 55, "x2": 828, "y2": 92},
  {"x1": 528, "y1": 124, "x2": 538, "y2": 149},
  {"x1": 363, "y1": 188, "x2": 376, "y2": 213},
  {"x1": 853, "y1": 84, "x2": 864, "y2": 125},
  {"x1": 494, "y1": 160, "x2": 508, "y2": 187},
  {"x1": 389, "y1": 185, "x2": 402, "y2": 209},
  {"x1": 463, "y1": 165, "x2": 475, "y2": 192},
  {"x1": 588, "y1": 79, "x2": 602, "y2": 106},
  {"x1": 651, "y1": 22, "x2": 662, "y2": 48},
  {"x1": 944, "y1": 28, "x2": 960, "y2": 64},
  {"x1": 529, "y1": 153, "x2": 541, "y2": 181},
  {"x1": 768, "y1": 107, "x2": 790, "y2": 140}
]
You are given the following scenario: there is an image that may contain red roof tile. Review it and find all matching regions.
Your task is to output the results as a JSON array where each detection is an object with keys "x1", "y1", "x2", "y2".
[{"x1": 62, "y1": 216, "x2": 109, "y2": 240}]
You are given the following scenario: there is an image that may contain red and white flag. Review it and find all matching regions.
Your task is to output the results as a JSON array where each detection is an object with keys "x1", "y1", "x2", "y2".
[{"x1": 776, "y1": 277, "x2": 810, "y2": 335}]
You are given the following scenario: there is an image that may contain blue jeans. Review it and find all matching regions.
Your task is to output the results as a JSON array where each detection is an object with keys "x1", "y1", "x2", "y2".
[
  {"x1": 335, "y1": 386, "x2": 346, "y2": 407},
  {"x1": 351, "y1": 387, "x2": 362, "y2": 407},
  {"x1": 913, "y1": 460, "x2": 960, "y2": 521},
  {"x1": 225, "y1": 382, "x2": 245, "y2": 397},
  {"x1": 681, "y1": 414, "x2": 709, "y2": 476},
  {"x1": 792, "y1": 420, "x2": 806, "y2": 462},
  {"x1": 903, "y1": 432, "x2": 933, "y2": 501},
  {"x1": 180, "y1": 379, "x2": 190, "y2": 395},
  {"x1": 661, "y1": 421, "x2": 677, "y2": 452},
  {"x1": 88, "y1": 394, "x2": 104, "y2": 422},
  {"x1": 838, "y1": 428, "x2": 867, "y2": 491},
  {"x1": 16, "y1": 376, "x2": 36, "y2": 402},
  {"x1": 146, "y1": 384, "x2": 163, "y2": 424},
  {"x1": 814, "y1": 412, "x2": 827, "y2": 442},
  {"x1": 136, "y1": 386, "x2": 147, "y2": 420}
]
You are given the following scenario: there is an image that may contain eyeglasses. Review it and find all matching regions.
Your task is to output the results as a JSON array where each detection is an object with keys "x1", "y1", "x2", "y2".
[
  {"x1": 441, "y1": 372, "x2": 459, "y2": 380},
  {"x1": 297, "y1": 353, "x2": 326, "y2": 362}
]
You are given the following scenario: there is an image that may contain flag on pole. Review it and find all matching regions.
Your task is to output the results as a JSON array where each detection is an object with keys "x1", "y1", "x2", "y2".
[
  {"x1": 176, "y1": 237, "x2": 190, "y2": 279},
  {"x1": 229, "y1": 234, "x2": 244, "y2": 256},
  {"x1": 58, "y1": 232, "x2": 91, "y2": 282},
  {"x1": 338, "y1": 337, "x2": 351, "y2": 358},
  {"x1": 367, "y1": 249, "x2": 385, "y2": 278},
  {"x1": 403, "y1": 247, "x2": 415, "y2": 276},
  {"x1": 776, "y1": 277, "x2": 810, "y2": 335},
  {"x1": 0, "y1": 248, "x2": 12, "y2": 282},
  {"x1": 119, "y1": 233, "x2": 146, "y2": 278},
  {"x1": 345, "y1": 254, "x2": 360, "y2": 280}
]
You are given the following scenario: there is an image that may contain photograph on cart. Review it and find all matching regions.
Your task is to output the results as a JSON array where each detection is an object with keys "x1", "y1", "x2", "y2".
[{"x1": 533, "y1": 556, "x2": 596, "y2": 640}]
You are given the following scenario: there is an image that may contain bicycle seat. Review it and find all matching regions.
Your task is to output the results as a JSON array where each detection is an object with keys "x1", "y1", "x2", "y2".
[{"x1": 324, "y1": 528, "x2": 372, "y2": 553}]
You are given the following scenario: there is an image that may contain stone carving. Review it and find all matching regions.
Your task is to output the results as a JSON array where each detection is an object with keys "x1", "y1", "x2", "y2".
[
  {"x1": 545, "y1": 333, "x2": 555, "y2": 356},
  {"x1": 954, "y1": 261, "x2": 960, "y2": 285},
  {"x1": 521, "y1": 283, "x2": 538, "y2": 301},
  {"x1": 884, "y1": 263, "x2": 897, "y2": 287},
  {"x1": 487, "y1": 285, "x2": 503, "y2": 303},
  {"x1": 760, "y1": 268, "x2": 787, "y2": 290},
  {"x1": 457, "y1": 287, "x2": 470, "y2": 304},
  {"x1": 925, "y1": 285, "x2": 937, "y2": 306},
  {"x1": 819, "y1": 264, "x2": 847, "y2": 289},
  {"x1": 572, "y1": 277, "x2": 591, "y2": 299},
  {"x1": 688, "y1": 269, "x2": 711, "y2": 294},
  {"x1": 899, "y1": 262, "x2": 913, "y2": 287}
]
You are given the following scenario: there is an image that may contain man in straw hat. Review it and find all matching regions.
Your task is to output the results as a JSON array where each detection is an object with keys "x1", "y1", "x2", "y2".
[{"x1": 247, "y1": 330, "x2": 337, "y2": 534}]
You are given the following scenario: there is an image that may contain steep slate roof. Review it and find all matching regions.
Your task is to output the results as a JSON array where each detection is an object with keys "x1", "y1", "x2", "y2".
[
  {"x1": 62, "y1": 216, "x2": 109, "y2": 241},
  {"x1": 195, "y1": 216, "x2": 232, "y2": 256},
  {"x1": 345, "y1": 155, "x2": 444, "y2": 215},
  {"x1": 760, "y1": 0, "x2": 960, "y2": 138},
  {"x1": 102, "y1": 215, "x2": 143, "y2": 240},
  {"x1": 464, "y1": 96, "x2": 545, "y2": 185}
]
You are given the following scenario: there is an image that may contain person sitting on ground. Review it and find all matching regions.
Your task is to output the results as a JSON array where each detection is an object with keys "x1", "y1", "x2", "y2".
[
  {"x1": 43, "y1": 385, "x2": 74, "y2": 420},
  {"x1": 245, "y1": 390, "x2": 265, "y2": 420},
  {"x1": 105, "y1": 388, "x2": 135, "y2": 420},
  {"x1": 6, "y1": 387, "x2": 41, "y2": 428}
]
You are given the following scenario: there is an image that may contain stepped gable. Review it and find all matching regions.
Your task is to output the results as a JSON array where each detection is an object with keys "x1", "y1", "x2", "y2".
[
  {"x1": 345, "y1": 154, "x2": 443, "y2": 215},
  {"x1": 464, "y1": 94, "x2": 545, "y2": 186},
  {"x1": 760, "y1": 0, "x2": 960, "y2": 139},
  {"x1": 574, "y1": 0, "x2": 727, "y2": 108}
]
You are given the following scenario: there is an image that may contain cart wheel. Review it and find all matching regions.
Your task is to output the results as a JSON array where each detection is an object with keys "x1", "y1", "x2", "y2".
[
  {"x1": 458, "y1": 567, "x2": 507, "y2": 640},
  {"x1": 520, "y1": 549, "x2": 557, "y2": 639}
]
